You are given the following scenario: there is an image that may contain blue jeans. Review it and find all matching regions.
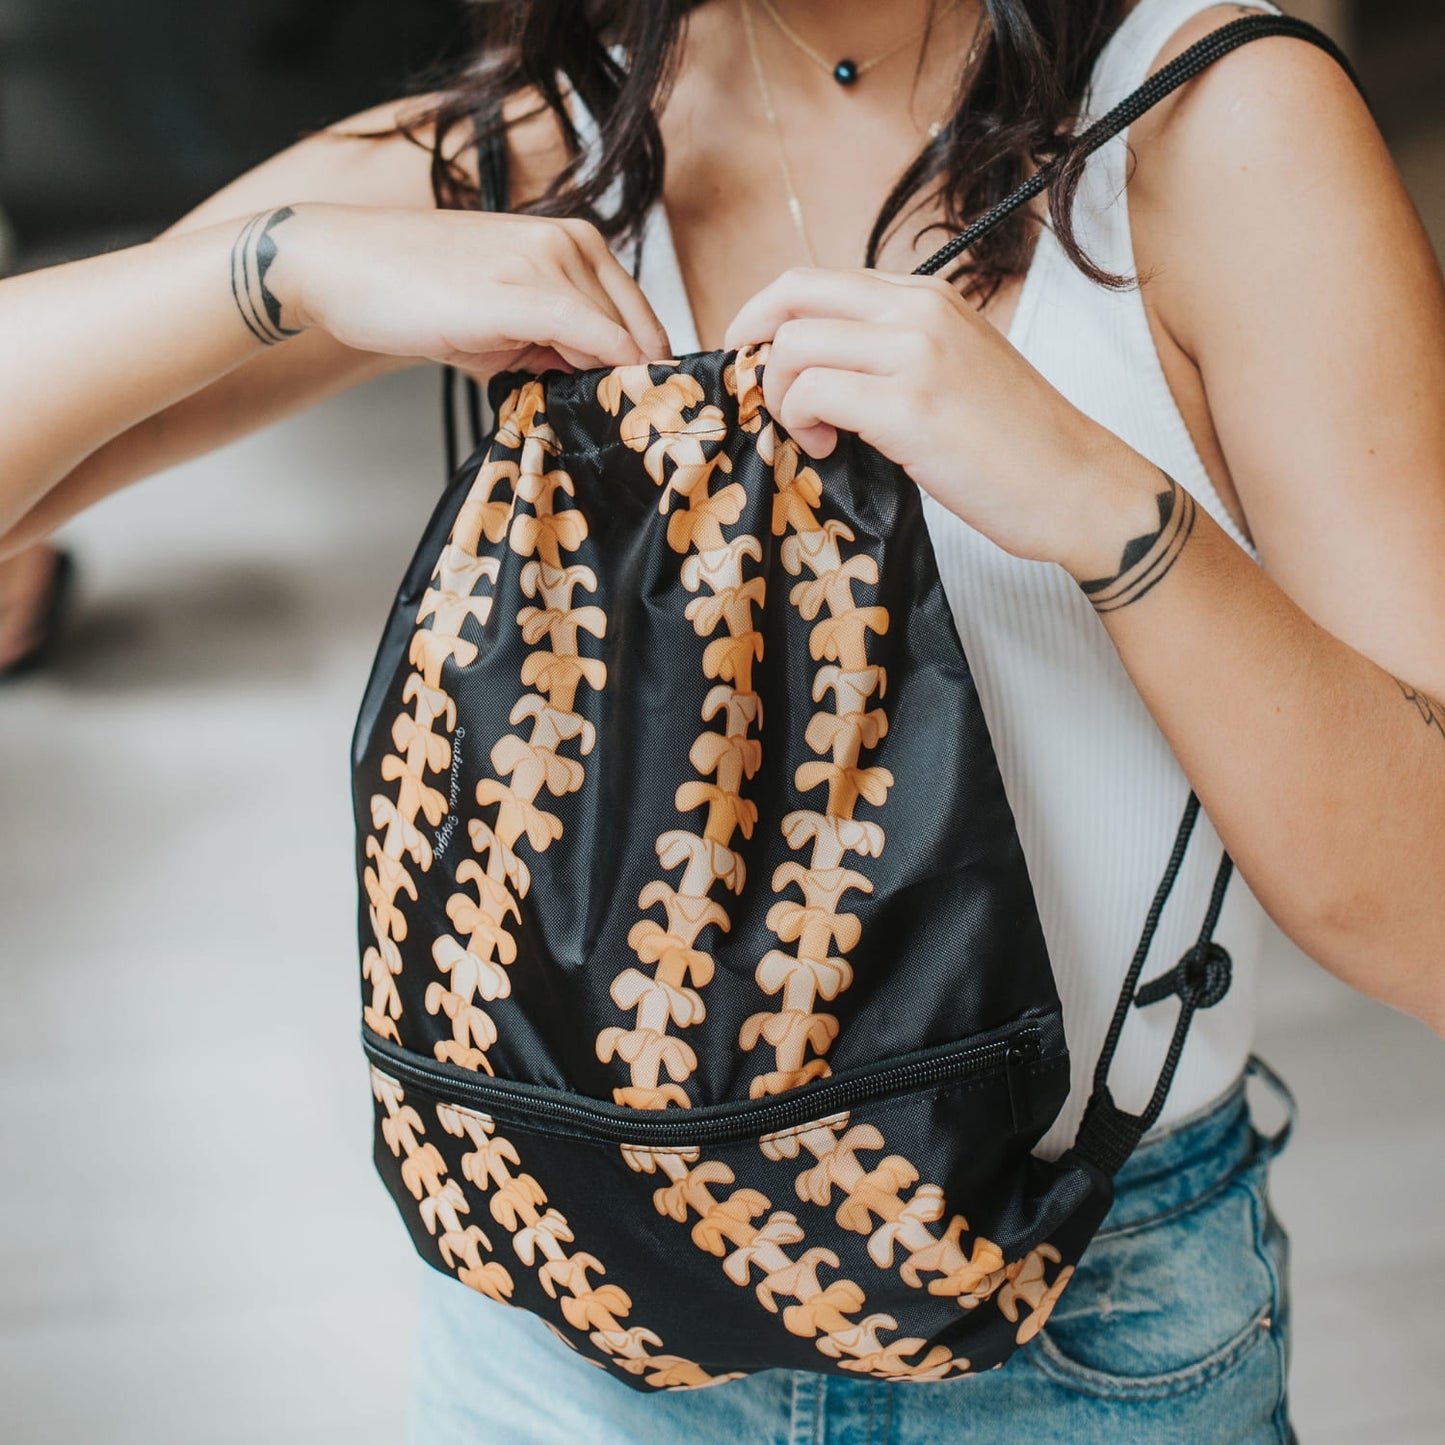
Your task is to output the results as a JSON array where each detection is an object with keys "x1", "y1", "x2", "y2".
[{"x1": 407, "y1": 1058, "x2": 1295, "y2": 1444}]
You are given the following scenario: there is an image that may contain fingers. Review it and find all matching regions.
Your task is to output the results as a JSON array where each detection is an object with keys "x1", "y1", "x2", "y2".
[
  {"x1": 773, "y1": 366, "x2": 878, "y2": 460},
  {"x1": 724, "y1": 268, "x2": 875, "y2": 348},
  {"x1": 558, "y1": 220, "x2": 673, "y2": 361},
  {"x1": 763, "y1": 317, "x2": 902, "y2": 419},
  {"x1": 487, "y1": 285, "x2": 643, "y2": 373},
  {"x1": 543, "y1": 242, "x2": 648, "y2": 366},
  {"x1": 446, "y1": 344, "x2": 576, "y2": 382},
  {"x1": 521, "y1": 346, "x2": 575, "y2": 374},
  {"x1": 543, "y1": 219, "x2": 671, "y2": 364},
  {"x1": 492, "y1": 220, "x2": 671, "y2": 370},
  {"x1": 723, "y1": 266, "x2": 950, "y2": 349},
  {"x1": 453, "y1": 216, "x2": 652, "y2": 369}
]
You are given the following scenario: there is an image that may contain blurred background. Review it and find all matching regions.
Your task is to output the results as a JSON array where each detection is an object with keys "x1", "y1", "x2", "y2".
[
  {"x1": 0, "y1": 0, "x2": 468, "y2": 262},
  {"x1": 1, "y1": 2, "x2": 1442, "y2": 1442}
]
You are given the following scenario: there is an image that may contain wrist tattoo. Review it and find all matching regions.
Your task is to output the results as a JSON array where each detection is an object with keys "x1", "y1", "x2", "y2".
[
  {"x1": 230, "y1": 206, "x2": 300, "y2": 346},
  {"x1": 1079, "y1": 474, "x2": 1197, "y2": 613},
  {"x1": 1396, "y1": 678, "x2": 1445, "y2": 744}
]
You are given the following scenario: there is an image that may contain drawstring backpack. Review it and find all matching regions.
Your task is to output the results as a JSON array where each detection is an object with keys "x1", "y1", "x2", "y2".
[{"x1": 353, "y1": 16, "x2": 1355, "y2": 1390}]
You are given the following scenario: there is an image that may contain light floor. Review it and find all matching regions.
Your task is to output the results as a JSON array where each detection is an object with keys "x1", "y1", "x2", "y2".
[{"x1": 4, "y1": 130, "x2": 1445, "y2": 1445}]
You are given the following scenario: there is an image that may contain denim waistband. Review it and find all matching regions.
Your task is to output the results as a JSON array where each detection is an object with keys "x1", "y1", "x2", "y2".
[{"x1": 1098, "y1": 1055, "x2": 1295, "y2": 1237}]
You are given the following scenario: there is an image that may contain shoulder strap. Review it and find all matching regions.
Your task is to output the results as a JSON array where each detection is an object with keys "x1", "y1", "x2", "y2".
[
  {"x1": 913, "y1": 13, "x2": 1363, "y2": 277},
  {"x1": 473, "y1": 106, "x2": 511, "y2": 218},
  {"x1": 442, "y1": 108, "x2": 511, "y2": 481},
  {"x1": 911, "y1": 12, "x2": 1364, "y2": 1173}
]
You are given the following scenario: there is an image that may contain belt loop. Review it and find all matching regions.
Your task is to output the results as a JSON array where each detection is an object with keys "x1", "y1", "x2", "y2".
[{"x1": 1244, "y1": 1054, "x2": 1297, "y2": 1158}]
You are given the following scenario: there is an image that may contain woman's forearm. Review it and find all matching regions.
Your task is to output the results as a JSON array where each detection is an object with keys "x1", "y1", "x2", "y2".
[
  {"x1": 1068, "y1": 444, "x2": 1445, "y2": 1034},
  {"x1": 0, "y1": 208, "x2": 300, "y2": 537},
  {"x1": 0, "y1": 201, "x2": 672, "y2": 553}
]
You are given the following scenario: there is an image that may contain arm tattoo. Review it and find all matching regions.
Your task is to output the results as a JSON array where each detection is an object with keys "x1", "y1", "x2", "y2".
[
  {"x1": 1396, "y1": 678, "x2": 1445, "y2": 744},
  {"x1": 1079, "y1": 473, "x2": 1197, "y2": 613},
  {"x1": 230, "y1": 206, "x2": 300, "y2": 346}
]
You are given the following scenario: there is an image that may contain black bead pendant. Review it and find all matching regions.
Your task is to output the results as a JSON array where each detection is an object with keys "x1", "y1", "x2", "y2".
[{"x1": 833, "y1": 58, "x2": 859, "y2": 86}]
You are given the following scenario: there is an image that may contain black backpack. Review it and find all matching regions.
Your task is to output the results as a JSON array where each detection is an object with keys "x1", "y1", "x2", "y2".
[{"x1": 352, "y1": 16, "x2": 1351, "y2": 1391}]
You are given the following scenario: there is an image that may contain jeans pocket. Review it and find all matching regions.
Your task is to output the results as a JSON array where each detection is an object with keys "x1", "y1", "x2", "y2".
[{"x1": 1023, "y1": 1144, "x2": 1284, "y2": 1402}]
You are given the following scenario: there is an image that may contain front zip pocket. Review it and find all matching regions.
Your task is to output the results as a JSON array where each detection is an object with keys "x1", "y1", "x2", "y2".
[
  {"x1": 363, "y1": 1003, "x2": 1097, "y2": 1390},
  {"x1": 362, "y1": 1010, "x2": 1057, "y2": 1147}
]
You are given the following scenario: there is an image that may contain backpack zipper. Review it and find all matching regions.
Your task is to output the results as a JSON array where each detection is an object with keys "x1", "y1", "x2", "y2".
[{"x1": 362, "y1": 1020, "x2": 1046, "y2": 1147}]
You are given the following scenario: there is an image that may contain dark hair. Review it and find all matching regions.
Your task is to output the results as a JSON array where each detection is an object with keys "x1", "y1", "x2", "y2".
[{"x1": 397, "y1": 0, "x2": 1129, "y2": 300}]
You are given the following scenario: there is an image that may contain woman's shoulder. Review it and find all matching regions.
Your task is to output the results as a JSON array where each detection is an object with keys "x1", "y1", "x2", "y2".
[
  {"x1": 1125, "y1": 5, "x2": 1371, "y2": 195},
  {"x1": 1119, "y1": 5, "x2": 1444, "y2": 662},
  {"x1": 1121, "y1": 3, "x2": 1384, "y2": 320}
]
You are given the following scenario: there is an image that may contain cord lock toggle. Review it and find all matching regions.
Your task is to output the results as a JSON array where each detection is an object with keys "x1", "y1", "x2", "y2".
[{"x1": 1134, "y1": 941, "x2": 1232, "y2": 1012}]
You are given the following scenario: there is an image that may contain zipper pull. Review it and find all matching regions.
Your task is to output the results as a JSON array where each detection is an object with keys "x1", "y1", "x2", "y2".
[{"x1": 1005, "y1": 1035, "x2": 1042, "y2": 1134}]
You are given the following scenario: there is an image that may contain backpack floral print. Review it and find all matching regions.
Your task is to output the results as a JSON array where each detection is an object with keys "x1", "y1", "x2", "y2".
[{"x1": 351, "y1": 16, "x2": 1352, "y2": 1391}]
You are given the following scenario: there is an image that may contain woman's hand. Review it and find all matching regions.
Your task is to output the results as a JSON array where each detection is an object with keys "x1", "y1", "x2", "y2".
[
  {"x1": 722, "y1": 267, "x2": 1150, "y2": 579},
  {"x1": 0, "y1": 198, "x2": 673, "y2": 552},
  {"x1": 275, "y1": 202, "x2": 672, "y2": 375}
]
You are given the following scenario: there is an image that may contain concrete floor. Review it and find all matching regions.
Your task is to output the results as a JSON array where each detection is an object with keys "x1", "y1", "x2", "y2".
[{"x1": 4, "y1": 130, "x2": 1445, "y2": 1445}]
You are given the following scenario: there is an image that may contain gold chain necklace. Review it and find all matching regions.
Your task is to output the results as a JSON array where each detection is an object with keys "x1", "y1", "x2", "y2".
[
  {"x1": 740, "y1": 0, "x2": 973, "y2": 267},
  {"x1": 740, "y1": 0, "x2": 819, "y2": 264},
  {"x1": 755, "y1": 0, "x2": 963, "y2": 87}
]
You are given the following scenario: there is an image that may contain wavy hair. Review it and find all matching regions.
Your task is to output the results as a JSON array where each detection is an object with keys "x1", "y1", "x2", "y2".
[{"x1": 393, "y1": 0, "x2": 1129, "y2": 299}]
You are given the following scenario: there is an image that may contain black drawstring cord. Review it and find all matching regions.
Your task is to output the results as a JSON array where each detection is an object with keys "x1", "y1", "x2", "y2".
[
  {"x1": 466, "y1": 375, "x2": 484, "y2": 451},
  {"x1": 1071, "y1": 793, "x2": 1237, "y2": 1177},
  {"x1": 442, "y1": 364, "x2": 459, "y2": 482},
  {"x1": 1132, "y1": 849, "x2": 1235, "y2": 1131},
  {"x1": 1090, "y1": 792, "x2": 1201, "y2": 1100},
  {"x1": 441, "y1": 366, "x2": 490, "y2": 483}
]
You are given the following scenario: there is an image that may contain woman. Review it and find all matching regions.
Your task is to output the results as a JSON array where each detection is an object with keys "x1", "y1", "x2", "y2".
[{"x1": 2, "y1": 0, "x2": 1442, "y2": 1438}]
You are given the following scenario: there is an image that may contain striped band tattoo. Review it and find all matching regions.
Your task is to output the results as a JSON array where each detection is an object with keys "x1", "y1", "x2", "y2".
[
  {"x1": 230, "y1": 206, "x2": 300, "y2": 346},
  {"x1": 1396, "y1": 679, "x2": 1445, "y2": 744},
  {"x1": 1079, "y1": 474, "x2": 1197, "y2": 613}
]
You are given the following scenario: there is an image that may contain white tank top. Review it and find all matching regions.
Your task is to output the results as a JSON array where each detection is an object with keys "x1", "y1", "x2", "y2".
[{"x1": 586, "y1": 0, "x2": 1278, "y2": 1154}]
